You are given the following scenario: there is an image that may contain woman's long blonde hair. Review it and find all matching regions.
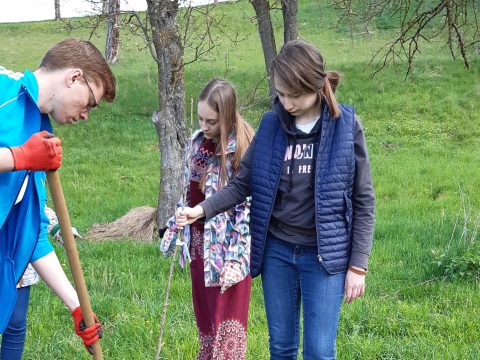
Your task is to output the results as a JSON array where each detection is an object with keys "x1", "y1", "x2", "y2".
[
  {"x1": 271, "y1": 39, "x2": 341, "y2": 119},
  {"x1": 198, "y1": 78, "x2": 254, "y2": 189}
]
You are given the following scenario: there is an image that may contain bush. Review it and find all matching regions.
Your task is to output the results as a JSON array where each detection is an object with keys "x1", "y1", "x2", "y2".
[
  {"x1": 442, "y1": 250, "x2": 480, "y2": 281},
  {"x1": 432, "y1": 189, "x2": 480, "y2": 281}
]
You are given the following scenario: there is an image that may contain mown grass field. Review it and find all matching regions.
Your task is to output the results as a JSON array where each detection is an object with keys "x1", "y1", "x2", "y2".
[{"x1": 1, "y1": 0, "x2": 479, "y2": 358}]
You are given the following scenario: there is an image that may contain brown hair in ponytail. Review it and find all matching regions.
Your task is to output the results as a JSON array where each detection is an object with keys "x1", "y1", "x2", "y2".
[
  {"x1": 270, "y1": 39, "x2": 341, "y2": 119},
  {"x1": 198, "y1": 78, "x2": 254, "y2": 189}
]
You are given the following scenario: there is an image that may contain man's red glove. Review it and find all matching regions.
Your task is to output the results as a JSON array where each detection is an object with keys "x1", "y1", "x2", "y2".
[
  {"x1": 9, "y1": 131, "x2": 62, "y2": 171},
  {"x1": 71, "y1": 306, "x2": 103, "y2": 354}
]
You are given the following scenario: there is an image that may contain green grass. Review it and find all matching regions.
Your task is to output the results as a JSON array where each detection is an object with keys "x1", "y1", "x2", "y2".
[{"x1": 1, "y1": 0, "x2": 480, "y2": 358}]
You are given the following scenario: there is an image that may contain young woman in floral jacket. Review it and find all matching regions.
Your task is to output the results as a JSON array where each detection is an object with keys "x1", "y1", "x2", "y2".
[{"x1": 161, "y1": 78, "x2": 255, "y2": 359}]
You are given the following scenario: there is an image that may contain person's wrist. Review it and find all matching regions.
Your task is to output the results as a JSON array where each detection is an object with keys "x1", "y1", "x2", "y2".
[
  {"x1": 66, "y1": 297, "x2": 80, "y2": 312},
  {"x1": 9, "y1": 146, "x2": 25, "y2": 171},
  {"x1": 71, "y1": 306, "x2": 81, "y2": 317},
  {"x1": 348, "y1": 265, "x2": 368, "y2": 276},
  {"x1": 196, "y1": 205, "x2": 205, "y2": 218},
  {"x1": 0, "y1": 148, "x2": 16, "y2": 172}
]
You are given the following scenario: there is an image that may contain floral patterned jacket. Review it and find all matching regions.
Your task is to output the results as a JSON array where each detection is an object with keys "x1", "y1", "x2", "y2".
[{"x1": 160, "y1": 129, "x2": 251, "y2": 292}]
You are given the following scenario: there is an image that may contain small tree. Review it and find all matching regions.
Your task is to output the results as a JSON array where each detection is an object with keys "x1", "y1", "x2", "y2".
[
  {"x1": 281, "y1": 0, "x2": 298, "y2": 43},
  {"x1": 105, "y1": 0, "x2": 120, "y2": 64},
  {"x1": 249, "y1": 0, "x2": 299, "y2": 103},
  {"x1": 251, "y1": 0, "x2": 278, "y2": 101},
  {"x1": 60, "y1": 0, "x2": 121, "y2": 63},
  {"x1": 144, "y1": 1, "x2": 226, "y2": 226},
  {"x1": 145, "y1": 0, "x2": 188, "y2": 227},
  {"x1": 54, "y1": 0, "x2": 61, "y2": 20}
]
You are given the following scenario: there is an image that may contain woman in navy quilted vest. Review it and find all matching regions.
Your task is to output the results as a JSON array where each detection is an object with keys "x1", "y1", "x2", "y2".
[{"x1": 176, "y1": 39, "x2": 375, "y2": 360}]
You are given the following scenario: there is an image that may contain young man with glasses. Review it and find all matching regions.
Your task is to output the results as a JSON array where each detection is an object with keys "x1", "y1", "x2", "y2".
[{"x1": 0, "y1": 38, "x2": 115, "y2": 359}]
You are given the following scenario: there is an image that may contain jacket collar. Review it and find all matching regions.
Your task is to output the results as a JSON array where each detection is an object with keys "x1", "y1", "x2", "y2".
[{"x1": 191, "y1": 128, "x2": 237, "y2": 156}]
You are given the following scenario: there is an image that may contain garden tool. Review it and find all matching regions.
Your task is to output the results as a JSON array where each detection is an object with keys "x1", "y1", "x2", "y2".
[{"x1": 47, "y1": 170, "x2": 103, "y2": 360}]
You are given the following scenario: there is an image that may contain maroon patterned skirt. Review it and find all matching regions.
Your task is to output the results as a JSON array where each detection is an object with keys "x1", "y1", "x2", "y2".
[{"x1": 190, "y1": 224, "x2": 251, "y2": 360}]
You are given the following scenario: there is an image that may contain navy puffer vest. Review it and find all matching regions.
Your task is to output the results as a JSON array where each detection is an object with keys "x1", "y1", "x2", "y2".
[{"x1": 250, "y1": 103, "x2": 356, "y2": 277}]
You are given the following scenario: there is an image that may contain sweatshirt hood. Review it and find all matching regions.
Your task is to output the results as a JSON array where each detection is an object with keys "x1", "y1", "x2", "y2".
[
  {"x1": 273, "y1": 97, "x2": 297, "y2": 136},
  {"x1": 272, "y1": 97, "x2": 324, "y2": 191},
  {"x1": 272, "y1": 96, "x2": 325, "y2": 137}
]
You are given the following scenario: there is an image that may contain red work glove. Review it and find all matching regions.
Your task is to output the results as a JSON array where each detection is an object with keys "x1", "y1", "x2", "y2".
[
  {"x1": 9, "y1": 131, "x2": 62, "y2": 171},
  {"x1": 71, "y1": 306, "x2": 103, "y2": 354}
]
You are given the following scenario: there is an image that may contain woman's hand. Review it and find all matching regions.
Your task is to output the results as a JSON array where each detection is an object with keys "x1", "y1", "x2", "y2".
[
  {"x1": 344, "y1": 266, "x2": 366, "y2": 304},
  {"x1": 175, "y1": 205, "x2": 205, "y2": 229}
]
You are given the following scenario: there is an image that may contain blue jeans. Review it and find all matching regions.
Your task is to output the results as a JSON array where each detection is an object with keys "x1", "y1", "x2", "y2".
[
  {"x1": 261, "y1": 235, "x2": 346, "y2": 360},
  {"x1": 1, "y1": 287, "x2": 30, "y2": 360}
]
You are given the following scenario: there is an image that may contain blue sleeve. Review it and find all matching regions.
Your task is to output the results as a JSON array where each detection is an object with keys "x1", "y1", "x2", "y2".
[{"x1": 31, "y1": 172, "x2": 53, "y2": 262}]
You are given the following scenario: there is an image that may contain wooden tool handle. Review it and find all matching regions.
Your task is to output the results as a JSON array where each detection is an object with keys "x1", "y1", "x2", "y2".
[{"x1": 46, "y1": 171, "x2": 103, "y2": 359}]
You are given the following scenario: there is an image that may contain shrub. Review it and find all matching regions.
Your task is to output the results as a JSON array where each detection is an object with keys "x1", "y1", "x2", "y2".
[{"x1": 432, "y1": 188, "x2": 480, "y2": 281}]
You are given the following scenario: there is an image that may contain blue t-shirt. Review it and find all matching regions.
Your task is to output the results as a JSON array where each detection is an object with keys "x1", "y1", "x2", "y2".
[
  {"x1": 0, "y1": 67, "x2": 54, "y2": 332},
  {"x1": 0, "y1": 67, "x2": 53, "y2": 261}
]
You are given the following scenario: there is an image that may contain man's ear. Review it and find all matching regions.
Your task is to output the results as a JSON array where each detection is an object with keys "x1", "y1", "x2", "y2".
[{"x1": 67, "y1": 68, "x2": 83, "y2": 87}]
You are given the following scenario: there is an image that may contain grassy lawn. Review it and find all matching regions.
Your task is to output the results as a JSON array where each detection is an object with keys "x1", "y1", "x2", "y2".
[{"x1": 1, "y1": 0, "x2": 479, "y2": 358}]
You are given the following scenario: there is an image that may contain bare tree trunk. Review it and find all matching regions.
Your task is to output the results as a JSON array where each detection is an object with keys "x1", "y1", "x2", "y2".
[
  {"x1": 54, "y1": 0, "x2": 61, "y2": 20},
  {"x1": 251, "y1": 0, "x2": 277, "y2": 103},
  {"x1": 105, "y1": 0, "x2": 120, "y2": 64},
  {"x1": 146, "y1": 0, "x2": 188, "y2": 228},
  {"x1": 102, "y1": 0, "x2": 108, "y2": 15},
  {"x1": 281, "y1": 0, "x2": 298, "y2": 43}
]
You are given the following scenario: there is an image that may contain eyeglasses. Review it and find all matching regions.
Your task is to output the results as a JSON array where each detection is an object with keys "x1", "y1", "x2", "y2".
[{"x1": 83, "y1": 74, "x2": 99, "y2": 111}]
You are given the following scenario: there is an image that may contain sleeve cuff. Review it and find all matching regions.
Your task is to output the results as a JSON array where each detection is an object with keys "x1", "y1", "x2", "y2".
[
  {"x1": 200, "y1": 200, "x2": 215, "y2": 222},
  {"x1": 349, "y1": 251, "x2": 370, "y2": 270},
  {"x1": 30, "y1": 246, "x2": 54, "y2": 263}
]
